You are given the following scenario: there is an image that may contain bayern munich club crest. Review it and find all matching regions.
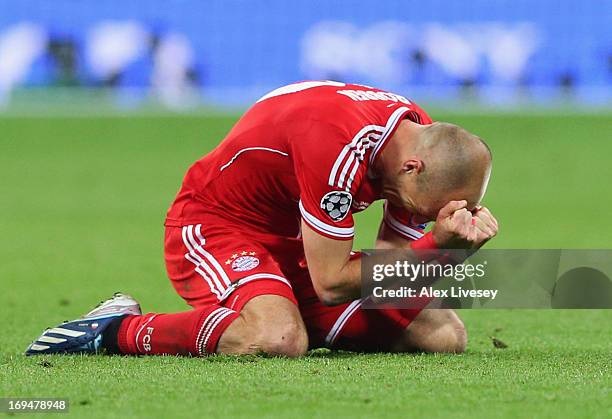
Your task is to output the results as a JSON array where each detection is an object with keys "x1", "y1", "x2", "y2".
[
  {"x1": 320, "y1": 191, "x2": 353, "y2": 222},
  {"x1": 226, "y1": 251, "x2": 260, "y2": 272}
]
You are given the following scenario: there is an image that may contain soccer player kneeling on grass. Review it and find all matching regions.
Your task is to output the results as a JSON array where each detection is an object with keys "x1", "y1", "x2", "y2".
[{"x1": 26, "y1": 81, "x2": 498, "y2": 357}]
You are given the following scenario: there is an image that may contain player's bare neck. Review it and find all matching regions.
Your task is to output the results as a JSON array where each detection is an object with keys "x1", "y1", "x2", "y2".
[{"x1": 379, "y1": 120, "x2": 420, "y2": 174}]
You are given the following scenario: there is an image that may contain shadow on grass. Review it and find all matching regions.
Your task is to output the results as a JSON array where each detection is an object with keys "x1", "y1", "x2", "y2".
[
  {"x1": 198, "y1": 348, "x2": 367, "y2": 363},
  {"x1": 199, "y1": 348, "x2": 447, "y2": 363},
  {"x1": 13, "y1": 345, "x2": 610, "y2": 368}
]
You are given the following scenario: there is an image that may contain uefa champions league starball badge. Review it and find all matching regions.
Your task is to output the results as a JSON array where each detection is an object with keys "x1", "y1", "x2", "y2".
[{"x1": 320, "y1": 191, "x2": 353, "y2": 222}]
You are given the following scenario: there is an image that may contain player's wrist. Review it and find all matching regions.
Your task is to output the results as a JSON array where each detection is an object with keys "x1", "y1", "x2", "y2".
[
  {"x1": 410, "y1": 232, "x2": 468, "y2": 266},
  {"x1": 410, "y1": 231, "x2": 438, "y2": 250}
]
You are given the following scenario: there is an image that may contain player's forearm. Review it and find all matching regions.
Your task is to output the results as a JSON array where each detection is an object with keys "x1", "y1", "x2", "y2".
[
  {"x1": 376, "y1": 219, "x2": 437, "y2": 251},
  {"x1": 303, "y1": 220, "x2": 443, "y2": 306},
  {"x1": 309, "y1": 225, "x2": 439, "y2": 306},
  {"x1": 311, "y1": 257, "x2": 363, "y2": 306},
  {"x1": 315, "y1": 232, "x2": 439, "y2": 305},
  {"x1": 322, "y1": 241, "x2": 445, "y2": 306}
]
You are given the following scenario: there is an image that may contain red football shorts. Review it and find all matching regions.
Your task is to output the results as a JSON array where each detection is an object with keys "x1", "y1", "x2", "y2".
[{"x1": 164, "y1": 223, "x2": 428, "y2": 351}]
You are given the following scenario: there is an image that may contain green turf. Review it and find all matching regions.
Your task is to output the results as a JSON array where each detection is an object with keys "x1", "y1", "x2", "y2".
[{"x1": 0, "y1": 114, "x2": 611, "y2": 418}]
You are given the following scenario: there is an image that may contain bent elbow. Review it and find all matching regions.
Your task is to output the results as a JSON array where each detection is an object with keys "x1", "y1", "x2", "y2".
[
  {"x1": 313, "y1": 279, "x2": 350, "y2": 306},
  {"x1": 319, "y1": 291, "x2": 345, "y2": 306}
]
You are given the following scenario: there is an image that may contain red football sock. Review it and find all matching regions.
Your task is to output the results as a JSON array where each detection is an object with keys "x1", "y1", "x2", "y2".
[{"x1": 116, "y1": 305, "x2": 239, "y2": 356}]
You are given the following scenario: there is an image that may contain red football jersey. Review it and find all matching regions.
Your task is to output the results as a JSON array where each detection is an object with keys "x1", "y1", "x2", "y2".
[{"x1": 165, "y1": 81, "x2": 432, "y2": 242}]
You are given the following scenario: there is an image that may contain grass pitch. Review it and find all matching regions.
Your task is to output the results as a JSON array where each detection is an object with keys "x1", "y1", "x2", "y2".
[{"x1": 0, "y1": 113, "x2": 611, "y2": 418}]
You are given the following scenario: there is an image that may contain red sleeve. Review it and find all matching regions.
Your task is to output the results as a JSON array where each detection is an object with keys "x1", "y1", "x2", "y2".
[
  {"x1": 383, "y1": 201, "x2": 428, "y2": 241},
  {"x1": 292, "y1": 121, "x2": 357, "y2": 240}
]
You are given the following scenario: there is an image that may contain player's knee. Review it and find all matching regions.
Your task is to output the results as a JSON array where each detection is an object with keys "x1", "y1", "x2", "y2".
[
  {"x1": 219, "y1": 295, "x2": 309, "y2": 357},
  {"x1": 255, "y1": 322, "x2": 309, "y2": 357},
  {"x1": 456, "y1": 322, "x2": 468, "y2": 353},
  {"x1": 219, "y1": 313, "x2": 308, "y2": 357},
  {"x1": 402, "y1": 310, "x2": 467, "y2": 354},
  {"x1": 441, "y1": 319, "x2": 467, "y2": 353},
  {"x1": 411, "y1": 317, "x2": 466, "y2": 354}
]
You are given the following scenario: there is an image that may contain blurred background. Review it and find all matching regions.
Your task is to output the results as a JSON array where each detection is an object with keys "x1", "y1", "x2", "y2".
[
  {"x1": 2, "y1": 3, "x2": 611, "y2": 416},
  {"x1": 0, "y1": 0, "x2": 610, "y2": 113}
]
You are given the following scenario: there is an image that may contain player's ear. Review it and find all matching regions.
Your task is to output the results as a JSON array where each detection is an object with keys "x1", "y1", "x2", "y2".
[{"x1": 402, "y1": 158, "x2": 424, "y2": 175}]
